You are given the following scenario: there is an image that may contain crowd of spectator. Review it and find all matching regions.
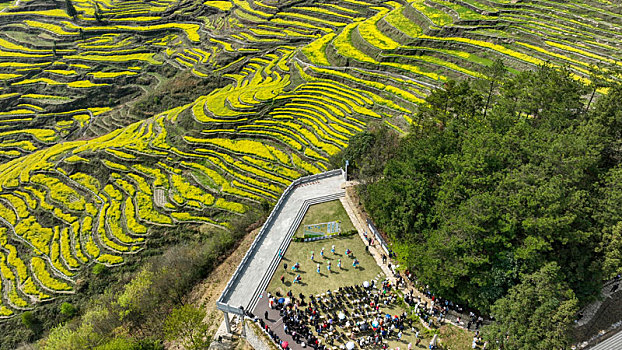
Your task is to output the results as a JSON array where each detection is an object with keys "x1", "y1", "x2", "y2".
[{"x1": 254, "y1": 279, "x2": 435, "y2": 350}]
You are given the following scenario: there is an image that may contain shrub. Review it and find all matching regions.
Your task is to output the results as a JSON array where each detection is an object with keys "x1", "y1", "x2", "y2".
[
  {"x1": 60, "y1": 302, "x2": 76, "y2": 317},
  {"x1": 21, "y1": 311, "x2": 36, "y2": 329},
  {"x1": 163, "y1": 305, "x2": 210, "y2": 350},
  {"x1": 92, "y1": 263, "x2": 106, "y2": 275},
  {"x1": 340, "y1": 230, "x2": 357, "y2": 236}
]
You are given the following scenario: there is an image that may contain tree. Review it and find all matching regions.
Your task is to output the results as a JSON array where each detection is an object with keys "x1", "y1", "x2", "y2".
[
  {"x1": 330, "y1": 130, "x2": 374, "y2": 176},
  {"x1": 601, "y1": 222, "x2": 622, "y2": 280},
  {"x1": 418, "y1": 79, "x2": 484, "y2": 129},
  {"x1": 591, "y1": 84, "x2": 622, "y2": 166},
  {"x1": 497, "y1": 64, "x2": 586, "y2": 128},
  {"x1": 94, "y1": 338, "x2": 136, "y2": 350},
  {"x1": 330, "y1": 122, "x2": 399, "y2": 182},
  {"x1": 40, "y1": 323, "x2": 87, "y2": 350},
  {"x1": 41, "y1": 322, "x2": 101, "y2": 350},
  {"x1": 92, "y1": 263, "x2": 106, "y2": 275},
  {"x1": 482, "y1": 59, "x2": 507, "y2": 119},
  {"x1": 152, "y1": 245, "x2": 200, "y2": 306},
  {"x1": 116, "y1": 267, "x2": 155, "y2": 322},
  {"x1": 163, "y1": 305, "x2": 210, "y2": 350},
  {"x1": 596, "y1": 166, "x2": 622, "y2": 278},
  {"x1": 483, "y1": 263, "x2": 578, "y2": 350},
  {"x1": 60, "y1": 302, "x2": 77, "y2": 317},
  {"x1": 65, "y1": 0, "x2": 77, "y2": 18},
  {"x1": 22, "y1": 311, "x2": 36, "y2": 329},
  {"x1": 362, "y1": 66, "x2": 613, "y2": 312},
  {"x1": 260, "y1": 198, "x2": 271, "y2": 213},
  {"x1": 94, "y1": 4, "x2": 103, "y2": 22},
  {"x1": 585, "y1": 64, "x2": 610, "y2": 113},
  {"x1": 93, "y1": 337, "x2": 163, "y2": 350}
]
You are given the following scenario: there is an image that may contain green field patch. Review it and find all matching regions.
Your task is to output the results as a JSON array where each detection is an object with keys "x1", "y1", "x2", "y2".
[
  {"x1": 204, "y1": 0, "x2": 233, "y2": 11},
  {"x1": 267, "y1": 234, "x2": 380, "y2": 297},
  {"x1": 384, "y1": 3, "x2": 423, "y2": 38},
  {"x1": 410, "y1": 0, "x2": 453, "y2": 26},
  {"x1": 295, "y1": 200, "x2": 355, "y2": 237}
]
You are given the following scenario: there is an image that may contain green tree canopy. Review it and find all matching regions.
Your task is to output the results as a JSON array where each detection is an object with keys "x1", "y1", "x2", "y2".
[
  {"x1": 60, "y1": 302, "x2": 77, "y2": 318},
  {"x1": 163, "y1": 304, "x2": 210, "y2": 350},
  {"x1": 353, "y1": 64, "x2": 622, "y2": 315},
  {"x1": 65, "y1": 0, "x2": 77, "y2": 17},
  {"x1": 331, "y1": 121, "x2": 399, "y2": 181},
  {"x1": 483, "y1": 262, "x2": 578, "y2": 350}
]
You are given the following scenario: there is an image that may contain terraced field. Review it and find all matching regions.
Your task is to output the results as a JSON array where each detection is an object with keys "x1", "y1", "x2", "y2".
[{"x1": 0, "y1": 0, "x2": 620, "y2": 317}]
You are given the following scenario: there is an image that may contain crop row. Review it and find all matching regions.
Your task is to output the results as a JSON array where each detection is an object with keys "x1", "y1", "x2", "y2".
[
  {"x1": 1, "y1": 0, "x2": 620, "y2": 317},
  {"x1": 298, "y1": 0, "x2": 622, "y2": 115},
  {"x1": 0, "y1": 107, "x2": 311, "y2": 313}
]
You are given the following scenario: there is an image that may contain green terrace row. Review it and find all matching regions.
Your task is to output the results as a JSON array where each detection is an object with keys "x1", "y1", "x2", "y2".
[
  {"x1": 0, "y1": 0, "x2": 620, "y2": 320},
  {"x1": 298, "y1": 1, "x2": 620, "y2": 99},
  {"x1": 0, "y1": 65, "x2": 396, "y2": 311},
  {"x1": 0, "y1": 107, "x2": 113, "y2": 158},
  {"x1": 0, "y1": 120, "x2": 276, "y2": 314}
]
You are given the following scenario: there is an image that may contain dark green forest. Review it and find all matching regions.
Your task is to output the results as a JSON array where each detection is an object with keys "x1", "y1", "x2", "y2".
[{"x1": 336, "y1": 64, "x2": 622, "y2": 347}]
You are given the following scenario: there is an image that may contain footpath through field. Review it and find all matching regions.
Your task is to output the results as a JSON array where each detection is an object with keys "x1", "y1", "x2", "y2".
[{"x1": 220, "y1": 172, "x2": 345, "y2": 312}]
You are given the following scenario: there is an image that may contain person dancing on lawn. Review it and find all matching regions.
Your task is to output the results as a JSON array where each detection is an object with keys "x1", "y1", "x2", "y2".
[
  {"x1": 320, "y1": 247, "x2": 325, "y2": 258},
  {"x1": 337, "y1": 259, "x2": 342, "y2": 269},
  {"x1": 353, "y1": 259, "x2": 359, "y2": 268},
  {"x1": 331, "y1": 245, "x2": 336, "y2": 254},
  {"x1": 310, "y1": 251, "x2": 314, "y2": 261},
  {"x1": 316, "y1": 263, "x2": 321, "y2": 274},
  {"x1": 327, "y1": 260, "x2": 331, "y2": 273}
]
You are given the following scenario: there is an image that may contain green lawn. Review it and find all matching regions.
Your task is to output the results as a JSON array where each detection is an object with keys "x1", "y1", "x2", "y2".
[
  {"x1": 295, "y1": 200, "x2": 355, "y2": 237},
  {"x1": 265, "y1": 200, "x2": 440, "y2": 349},
  {"x1": 439, "y1": 324, "x2": 476, "y2": 350},
  {"x1": 268, "y1": 234, "x2": 383, "y2": 297},
  {"x1": 267, "y1": 233, "x2": 435, "y2": 349}
]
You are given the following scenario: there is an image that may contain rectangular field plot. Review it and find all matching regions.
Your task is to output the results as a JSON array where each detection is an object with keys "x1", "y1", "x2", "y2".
[
  {"x1": 267, "y1": 234, "x2": 382, "y2": 298},
  {"x1": 295, "y1": 199, "x2": 355, "y2": 237}
]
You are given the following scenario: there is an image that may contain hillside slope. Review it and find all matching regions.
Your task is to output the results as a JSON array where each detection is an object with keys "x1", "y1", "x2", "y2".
[{"x1": 0, "y1": 0, "x2": 620, "y2": 319}]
